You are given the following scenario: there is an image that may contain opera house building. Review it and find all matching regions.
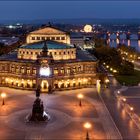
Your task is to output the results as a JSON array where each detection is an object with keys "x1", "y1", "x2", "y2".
[{"x1": 0, "y1": 26, "x2": 98, "y2": 93}]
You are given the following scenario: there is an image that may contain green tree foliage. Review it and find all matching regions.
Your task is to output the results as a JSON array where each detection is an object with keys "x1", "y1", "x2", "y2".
[
  {"x1": 95, "y1": 46, "x2": 122, "y2": 68},
  {"x1": 119, "y1": 61, "x2": 134, "y2": 75},
  {"x1": 94, "y1": 38, "x2": 107, "y2": 48},
  {"x1": 91, "y1": 38, "x2": 135, "y2": 75}
]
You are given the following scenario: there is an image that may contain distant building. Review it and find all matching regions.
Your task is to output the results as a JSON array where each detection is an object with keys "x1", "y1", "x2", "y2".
[
  {"x1": 0, "y1": 26, "x2": 98, "y2": 93},
  {"x1": 70, "y1": 36, "x2": 84, "y2": 47},
  {"x1": 0, "y1": 37, "x2": 19, "y2": 46}
]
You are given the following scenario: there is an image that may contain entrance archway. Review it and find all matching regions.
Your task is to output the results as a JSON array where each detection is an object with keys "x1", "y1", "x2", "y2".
[{"x1": 41, "y1": 80, "x2": 49, "y2": 92}]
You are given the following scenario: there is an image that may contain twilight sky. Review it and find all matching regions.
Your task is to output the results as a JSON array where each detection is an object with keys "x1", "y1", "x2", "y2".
[{"x1": 0, "y1": 1, "x2": 140, "y2": 20}]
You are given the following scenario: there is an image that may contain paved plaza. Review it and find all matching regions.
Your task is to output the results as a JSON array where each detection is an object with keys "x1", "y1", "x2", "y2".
[{"x1": 0, "y1": 87, "x2": 121, "y2": 140}]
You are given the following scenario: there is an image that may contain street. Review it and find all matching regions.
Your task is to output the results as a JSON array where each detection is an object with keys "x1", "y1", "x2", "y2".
[{"x1": 100, "y1": 75, "x2": 140, "y2": 139}]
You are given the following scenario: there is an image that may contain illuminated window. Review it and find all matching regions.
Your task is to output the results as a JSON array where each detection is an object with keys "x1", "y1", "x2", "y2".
[
  {"x1": 27, "y1": 68, "x2": 30, "y2": 74},
  {"x1": 60, "y1": 68, "x2": 65, "y2": 74},
  {"x1": 21, "y1": 67, "x2": 25, "y2": 74},
  {"x1": 67, "y1": 67, "x2": 71, "y2": 74},
  {"x1": 33, "y1": 68, "x2": 36, "y2": 74},
  {"x1": 11, "y1": 66, "x2": 15, "y2": 72},
  {"x1": 54, "y1": 68, "x2": 58, "y2": 75},
  {"x1": 73, "y1": 67, "x2": 76, "y2": 73},
  {"x1": 16, "y1": 66, "x2": 19, "y2": 73}
]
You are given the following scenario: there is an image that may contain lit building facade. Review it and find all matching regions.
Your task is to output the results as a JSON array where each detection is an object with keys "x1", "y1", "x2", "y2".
[
  {"x1": 0, "y1": 26, "x2": 98, "y2": 93},
  {"x1": 26, "y1": 26, "x2": 70, "y2": 44}
]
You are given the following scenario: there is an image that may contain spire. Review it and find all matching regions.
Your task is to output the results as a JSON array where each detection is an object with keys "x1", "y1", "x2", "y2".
[{"x1": 42, "y1": 40, "x2": 48, "y2": 57}]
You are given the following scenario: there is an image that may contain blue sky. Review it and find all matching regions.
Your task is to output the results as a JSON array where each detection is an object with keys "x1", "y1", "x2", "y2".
[{"x1": 0, "y1": 1, "x2": 140, "y2": 20}]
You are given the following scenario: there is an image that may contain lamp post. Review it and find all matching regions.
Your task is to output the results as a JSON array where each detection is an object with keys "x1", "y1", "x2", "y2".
[
  {"x1": 123, "y1": 98, "x2": 126, "y2": 102},
  {"x1": 1, "y1": 93, "x2": 6, "y2": 105},
  {"x1": 130, "y1": 106, "x2": 134, "y2": 116},
  {"x1": 77, "y1": 94, "x2": 84, "y2": 107},
  {"x1": 105, "y1": 79, "x2": 109, "y2": 88},
  {"x1": 117, "y1": 90, "x2": 120, "y2": 94},
  {"x1": 96, "y1": 80, "x2": 101, "y2": 94},
  {"x1": 84, "y1": 122, "x2": 92, "y2": 140}
]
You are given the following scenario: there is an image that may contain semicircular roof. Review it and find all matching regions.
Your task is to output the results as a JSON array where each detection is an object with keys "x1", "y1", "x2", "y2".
[{"x1": 20, "y1": 40, "x2": 74, "y2": 50}]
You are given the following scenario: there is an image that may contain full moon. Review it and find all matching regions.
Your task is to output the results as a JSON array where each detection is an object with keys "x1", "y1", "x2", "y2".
[{"x1": 84, "y1": 24, "x2": 92, "y2": 33}]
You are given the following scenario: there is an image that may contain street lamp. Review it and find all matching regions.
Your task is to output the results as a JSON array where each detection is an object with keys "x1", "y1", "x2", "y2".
[
  {"x1": 1, "y1": 93, "x2": 6, "y2": 105},
  {"x1": 106, "y1": 65, "x2": 109, "y2": 68},
  {"x1": 130, "y1": 107, "x2": 134, "y2": 116},
  {"x1": 105, "y1": 79, "x2": 109, "y2": 83},
  {"x1": 117, "y1": 91, "x2": 120, "y2": 94},
  {"x1": 123, "y1": 98, "x2": 126, "y2": 102},
  {"x1": 77, "y1": 94, "x2": 84, "y2": 106},
  {"x1": 83, "y1": 122, "x2": 92, "y2": 140},
  {"x1": 130, "y1": 107, "x2": 134, "y2": 111}
]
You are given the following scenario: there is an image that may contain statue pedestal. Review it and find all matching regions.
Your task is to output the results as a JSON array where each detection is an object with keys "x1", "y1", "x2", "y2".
[{"x1": 25, "y1": 97, "x2": 50, "y2": 123}]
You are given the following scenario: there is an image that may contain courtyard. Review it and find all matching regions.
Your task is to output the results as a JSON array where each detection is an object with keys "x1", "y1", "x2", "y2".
[{"x1": 0, "y1": 87, "x2": 121, "y2": 140}]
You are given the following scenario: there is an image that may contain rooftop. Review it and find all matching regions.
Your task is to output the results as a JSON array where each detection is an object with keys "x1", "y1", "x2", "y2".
[
  {"x1": 29, "y1": 26, "x2": 69, "y2": 35},
  {"x1": 0, "y1": 48, "x2": 97, "y2": 63},
  {"x1": 20, "y1": 41, "x2": 74, "y2": 50}
]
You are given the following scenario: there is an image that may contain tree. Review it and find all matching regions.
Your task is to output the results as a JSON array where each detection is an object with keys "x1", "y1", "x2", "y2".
[{"x1": 119, "y1": 61, "x2": 134, "y2": 75}]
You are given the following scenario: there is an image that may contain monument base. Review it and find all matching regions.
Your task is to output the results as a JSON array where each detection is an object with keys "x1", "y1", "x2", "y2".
[{"x1": 25, "y1": 97, "x2": 50, "y2": 123}]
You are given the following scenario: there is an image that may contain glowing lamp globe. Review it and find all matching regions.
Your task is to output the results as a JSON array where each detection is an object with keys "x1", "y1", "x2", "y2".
[
  {"x1": 40, "y1": 67, "x2": 50, "y2": 76},
  {"x1": 1, "y1": 93, "x2": 6, "y2": 98},
  {"x1": 84, "y1": 122, "x2": 92, "y2": 129},
  {"x1": 77, "y1": 94, "x2": 84, "y2": 99},
  {"x1": 84, "y1": 24, "x2": 92, "y2": 33}
]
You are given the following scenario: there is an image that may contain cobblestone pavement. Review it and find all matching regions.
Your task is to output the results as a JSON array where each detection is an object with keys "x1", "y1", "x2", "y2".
[{"x1": 0, "y1": 87, "x2": 121, "y2": 140}]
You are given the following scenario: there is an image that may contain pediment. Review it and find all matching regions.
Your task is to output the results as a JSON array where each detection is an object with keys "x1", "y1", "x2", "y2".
[{"x1": 30, "y1": 27, "x2": 66, "y2": 35}]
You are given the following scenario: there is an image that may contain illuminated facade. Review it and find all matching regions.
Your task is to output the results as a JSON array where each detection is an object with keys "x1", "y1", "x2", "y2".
[
  {"x1": 26, "y1": 26, "x2": 70, "y2": 44},
  {"x1": 0, "y1": 26, "x2": 98, "y2": 93}
]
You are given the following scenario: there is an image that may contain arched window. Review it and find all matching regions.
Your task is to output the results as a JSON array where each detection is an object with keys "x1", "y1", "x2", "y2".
[
  {"x1": 54, "y1": 68, "x2": 58, "y2": 75},
  {"x1": 60, "y1": 68, "x2": 65, "y2": 74},
  {"x1": 33, "y1": 68, "x2": 36, "y2": 74},
  {"x1": 27, "y1": 68, "x2": 30, "y2": 74},
  {"x1": 21, "y1": 67, "x2": 24, "y2": 74}
]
